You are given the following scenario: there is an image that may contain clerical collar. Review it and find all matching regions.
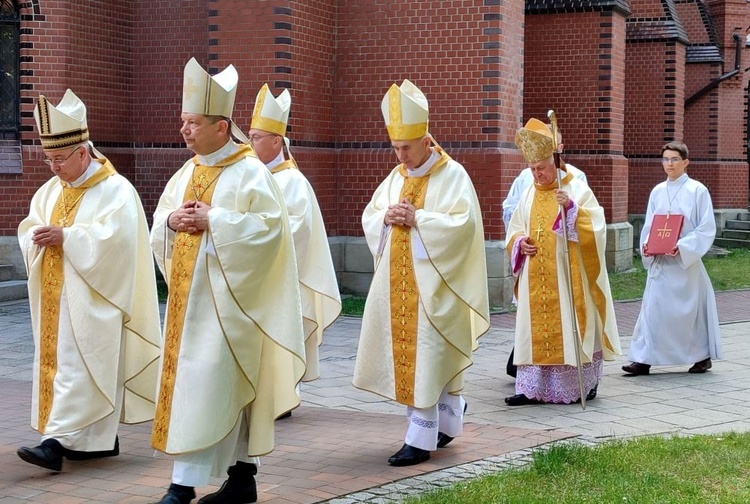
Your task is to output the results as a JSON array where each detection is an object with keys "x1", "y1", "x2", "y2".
[
  {"x1": 407, "y1": 148, "x2": 439, "y2": 177},
  {"x1": 198, "y1": 140, "x2": 238, "y2": 166},
  {"x1": 65, "y1": 159, "x2": 100, "y2": 188},
  {"x1": 265, "y1": 149, "x2": 285, "y2": 170}
]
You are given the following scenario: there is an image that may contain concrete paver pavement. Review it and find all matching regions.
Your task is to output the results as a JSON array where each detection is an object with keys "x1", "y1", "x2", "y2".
[{"x1": 1, "y1": 290, "x2": 748, "y2": 503}]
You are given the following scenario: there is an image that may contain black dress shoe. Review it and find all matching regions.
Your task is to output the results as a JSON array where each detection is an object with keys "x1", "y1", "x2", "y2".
[
  {"x1": 154, "y1": 484, "x2": 195, "y2": 504},
  {"x1": 576, "y1": 383, "x2": 598, "y2": 403},
  {"x1": 504, "y1": 393, "x2": 541, "y2": 406},
  {"x1": 63, "y1": 436, "x2": 119, "y2": 460},
  {"x1": 17, "y1": 438, "x2": 64, "y2": 471},
  {"x1": 688, "y1": 358, "x2": 712, "y2": 374},
  {"x1": 621, "y1": 362, "x2": 651, "y2": 375},
  {"x1": 586, "y1": 383, "x2": 598, "y2": 401},
  {"x1": 387, "y1": 443, "x2": 430, "y2": 466},
  {"x1": 197, "y1": 462, "x2": 257, "y2": 503},
  {"x1": 437, "y1": 401, "x2": 468, "y2": 448}
]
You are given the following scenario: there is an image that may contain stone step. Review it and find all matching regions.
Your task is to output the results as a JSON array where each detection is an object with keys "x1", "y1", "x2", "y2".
[
  {"x1": 737, "y1": 212, "x2": 750, "y2": 222},
  {"x1": 726, "y1": 219, "x2": 750, "y2": 231},
  {"x1": 713, "y1": 237, "x2": 750, "y2": 249},
  {"x1": 0, "y1": 264, "x2": 13, "y2": 282},
  {"x1": 721, "y1": 229, "x2": 750, "y2": 241},
  {"x1": 0, "y1": 280, "x2": 27, "y2": 302}
]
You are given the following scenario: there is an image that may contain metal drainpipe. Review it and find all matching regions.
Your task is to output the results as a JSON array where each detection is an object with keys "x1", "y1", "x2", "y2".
[{"x1": 685, "y1": 33, "x2": 743, "y2": 107}]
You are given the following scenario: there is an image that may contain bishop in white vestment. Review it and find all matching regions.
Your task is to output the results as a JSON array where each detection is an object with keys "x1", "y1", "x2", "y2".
[
  {"x1": 150, "y1": 59, "x2": 305, "y2": 504},
  {"x1": 354, "y1": 80, "x2": 490, "y2": 467},
  {"x1": 248, "y1": 83, "x2": 341, "y2": 385},
  {"x1": 17, "y1": 90, "x2": 161, "y2": 473},
  {"x1": 505, "y1": 118, "x2": 620, "y2": 406}
]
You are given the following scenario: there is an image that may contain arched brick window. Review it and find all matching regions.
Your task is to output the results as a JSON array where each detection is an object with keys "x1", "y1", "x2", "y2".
[{"x1": 0, "y1": 0, "x2": 19, "y2": 135}]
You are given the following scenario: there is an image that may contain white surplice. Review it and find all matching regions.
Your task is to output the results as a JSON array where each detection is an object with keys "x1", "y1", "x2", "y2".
[{"x1": 628, "y1": 173, "x2": 722, "y2": 365}]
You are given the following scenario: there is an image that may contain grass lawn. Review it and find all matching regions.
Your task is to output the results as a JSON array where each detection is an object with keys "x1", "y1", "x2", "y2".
[
  {"x1": 341, "y1": 247, "x2": 750, "y2": 315},
  {"x1": 404, "y1": 433, "x2": 750, "y2": 503}
]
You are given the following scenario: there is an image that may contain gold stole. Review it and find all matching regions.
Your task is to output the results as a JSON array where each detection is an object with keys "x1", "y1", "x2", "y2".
[
  {"x1": 269, "y1": 158, "x2": 297, "y2": 174},
  {"x1": 389, "y1": 150, "x2": 450, "y2": 406},
  {"x1": 528, "y1": 182, "x2": 586, "y2": 364},
  {"x1": 36, "y1": 162, "x2": 117, "y2": 432},
  {"x1": 152, "y1": 145, "x2": 253, "y2": 450}
]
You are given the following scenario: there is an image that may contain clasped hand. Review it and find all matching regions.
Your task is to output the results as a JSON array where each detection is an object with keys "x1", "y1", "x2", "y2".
[
  {"x1": 32, "y1": 226, "x2": 64, "y2": 247},
  {"x1": 384, "y1": 198, "x2": 416, "y2": 227},
  {"x1": 168, "y1": 200, "x2": 211, "y2": 234}
]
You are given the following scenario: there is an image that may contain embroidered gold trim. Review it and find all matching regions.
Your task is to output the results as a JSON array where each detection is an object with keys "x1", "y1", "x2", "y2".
[
  {"x1": 151, "y1": 145, "x2": 252, "y2": 450},
  {"x1": 36, "y1": 162, "x2": 116, "y2": 432}
]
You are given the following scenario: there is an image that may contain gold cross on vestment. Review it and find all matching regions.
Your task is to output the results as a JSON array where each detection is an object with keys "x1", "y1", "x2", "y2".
[
  {"x1": 183, "y1": 77, "x2": 201, "y2": 100},
  {"x1": 535, "y1": 223, "x2": 544, "y2": 242}
]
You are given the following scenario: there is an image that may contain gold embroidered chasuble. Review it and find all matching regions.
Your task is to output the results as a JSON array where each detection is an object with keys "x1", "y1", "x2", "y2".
[
  {"x1": 355, "y1": 149, "x2": 490, "y2": 409},
  {"x1": 389, "y1": 165, "x2": 431, "y2": 405},
  {"x1": 506, "y1": 173, "x2": 621, "y2": 367},
  {"x1": 37, "y1": 164, "x2": 115, "y2": 431},
  {"x1": 151, "y1": 152, "x2": 238, "y2": 450},
  {"x1": 150, "y1": 144, "x2": 305, "y2": 456},
  {"x1": 18, "y1": 158, "x2": 161, "y2": 441}
]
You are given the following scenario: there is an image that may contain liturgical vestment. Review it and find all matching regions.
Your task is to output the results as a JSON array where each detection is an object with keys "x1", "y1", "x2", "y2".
[
  {"x1": 629, "y1": 173, "x2": 721, "y2": 365},
  {"x1": 150, "y1": 143, "x2": 305, "y2": 457},
  {"x1": 18, "y1": 158, "x2": 161, "y2": 449},
  {"x1": 354, "y1": 149, "x2": 490, "y2": 409},
  {"x1": 506, "y1": 170, "x2": 621, "y2": 403},
  {"x1": 268, "y1": 153, "x2": 341, "y2": 381}
]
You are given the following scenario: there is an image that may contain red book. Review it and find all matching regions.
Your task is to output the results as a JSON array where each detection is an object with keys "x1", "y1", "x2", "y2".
[{"x1": 647, "y1": 214, "x2": 684, "y2": 255}]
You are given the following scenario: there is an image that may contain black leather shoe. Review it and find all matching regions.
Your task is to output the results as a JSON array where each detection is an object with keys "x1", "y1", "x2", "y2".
[
  {"x1": 586, "y1": 383, "x2": 598, "y2": 401},
  {"x1": 17, "y1": 438, "x2": 64, "y2": 471},
  {"x1": 504, "y1": 393, "x2": 541, "y2": 406},
  {"x1": 197, "y1": 462, "x2": 257, "y2": 503},
  {"x1": 621, "y1": 362, "x2": 651, "y2": 375},
  {"x1": 688, "y1": 358, "x2": 712, "y2": 374},
  {"x1": 387, "y1": 443, "x2": 430, "y2": 466},
  {"x1": 436, "y1": 401, "x2": 468, "y2": 448},
  {"x1": 63, "y1": 436, "x2": 119, "y2": 460},
  {"x1": 154, "y1": 484, "x2": 195, "y2": 504},
  {"x1": 576, "y1": 383, "x2": 598, "y2": 403}
]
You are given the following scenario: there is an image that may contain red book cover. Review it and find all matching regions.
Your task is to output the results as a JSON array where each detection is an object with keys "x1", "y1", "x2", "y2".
[{"x1": 647, "y1": 214, "x2": 684, "y2": 255}]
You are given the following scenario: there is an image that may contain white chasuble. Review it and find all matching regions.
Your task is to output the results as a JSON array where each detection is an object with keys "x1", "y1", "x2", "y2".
[
  {"x1": 354, "y1": 150, "x2": 490, "y2": 409},
  {"x1": 18, "y1": 159, "x2": 161, "y2": 445},
  {"x1": 506, "y1": 172, "x2": 621, "y2": 367},
  {"x1": 150, "y1": 144, "x2": 305, "y2": 456},
  {"x1": 629, "y1": 174, "x2": 721, "y2": 365},
  {"x1": 271, "y1": 163, "x2": 341, "y2": 382}
]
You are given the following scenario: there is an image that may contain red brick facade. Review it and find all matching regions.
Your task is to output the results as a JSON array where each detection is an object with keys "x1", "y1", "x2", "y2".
[{"x1": 1, "y1": 0, "x2": 749, "y2": 245}]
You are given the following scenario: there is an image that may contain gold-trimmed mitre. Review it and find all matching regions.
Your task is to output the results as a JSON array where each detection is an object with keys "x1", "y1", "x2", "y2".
[
  {"x1": 33, "y1": 89, "x2": 89, "y2": 150},
  {"x1": 250, "y1": 83, "x2": 291, "y2": 137},
  {"x1": 381, "y1": 79, "x2": 429, "y2": 141},
  {"x1": 182, "y1": 57, "x2": 249, "y2": 143},
  {"x1": 515, "y1": 118, "x2": 554, "y2": 163}
]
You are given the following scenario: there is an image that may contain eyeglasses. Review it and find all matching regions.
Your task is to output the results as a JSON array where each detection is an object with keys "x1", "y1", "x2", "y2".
[
  {"x1": 43, "y1": 147, "x2": 80, "y2": 166},
  {"x1": 661, "y1": 157, "x2": 683, "y2": 164},
  {"x1": 248, "y1": 133, "x2": 274, "y2": 144}
]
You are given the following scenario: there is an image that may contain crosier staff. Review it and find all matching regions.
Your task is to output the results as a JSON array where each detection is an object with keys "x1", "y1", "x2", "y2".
[{"x1": 547, "y1": 109, "x2": 587, "y2": 410}]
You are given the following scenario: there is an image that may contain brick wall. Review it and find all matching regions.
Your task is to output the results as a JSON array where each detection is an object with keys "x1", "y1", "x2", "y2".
[{"x1": 524, "y1": 9, "x2": 629, "y2": 224}]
